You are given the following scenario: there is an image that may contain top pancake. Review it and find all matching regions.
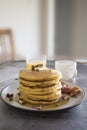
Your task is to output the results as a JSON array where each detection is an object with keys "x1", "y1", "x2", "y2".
[{"x1": 19, "y1": 68, "x2": 61, "y2": 81}]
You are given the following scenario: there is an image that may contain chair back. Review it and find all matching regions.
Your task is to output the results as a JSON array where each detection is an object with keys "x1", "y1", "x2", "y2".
[{"x1": 0, "y1": 29, "x2": 15, "y2": 63}]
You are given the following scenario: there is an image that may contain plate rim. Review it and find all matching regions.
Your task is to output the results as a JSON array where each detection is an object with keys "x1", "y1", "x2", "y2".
[{"x1": 0, "y1": 80, "x2": 86, "y2": 112}]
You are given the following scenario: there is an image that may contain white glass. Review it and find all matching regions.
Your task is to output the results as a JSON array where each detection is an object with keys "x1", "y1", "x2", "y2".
[
  {"x1": 26, "y1": 55, "x2": 46, "y2": 69},
  {"x1": 55, "y1": 60, "x2": 77, "y2": 81}
]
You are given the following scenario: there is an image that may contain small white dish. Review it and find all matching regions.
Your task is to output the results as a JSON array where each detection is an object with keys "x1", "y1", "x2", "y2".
[
  {"x1": 55, "y1": 60, "x2": 77, "y2": 81},
  {"x1": 76, "y1": 59, "x2": 87, "y2": 64}
]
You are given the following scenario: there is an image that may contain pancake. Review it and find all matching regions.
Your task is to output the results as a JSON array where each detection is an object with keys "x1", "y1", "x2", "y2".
[
  {"x1": 19, "y1": 69, "x2": 61, "y2": 81},
  {"x1": 18, "y1": 67, "x2": 62, "y2": 105},
  {"x1": 19, "y1": 78, "x2": 59, "y2": 87},
  {"x1": 20, "y1": 89, "x2": 61, "y2": 101},
  {"x1": 19, "y1": 95, "x2": 60, "y2": 105},
  {"x1": 19, "y1": 83, "x2": 61, "y2": 95}
]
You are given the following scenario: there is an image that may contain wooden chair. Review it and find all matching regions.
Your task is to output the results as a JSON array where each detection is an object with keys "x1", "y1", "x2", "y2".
[{"x1": 0, "y1": 29, "x2": 15, "y2": 63}]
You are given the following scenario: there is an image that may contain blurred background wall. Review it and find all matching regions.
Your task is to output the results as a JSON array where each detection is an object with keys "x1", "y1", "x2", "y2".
[
  {"x1": 0, "y1": 0, "x2": 87, "y2": 61},
  {"x1": 55, "y1": 0, "x2": 87, "y2": 59},
  {"x1": 0, "y1": 0, "x2": 41, "y2": 60}
]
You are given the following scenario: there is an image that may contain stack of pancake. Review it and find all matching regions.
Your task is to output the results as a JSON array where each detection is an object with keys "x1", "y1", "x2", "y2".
[{"x1": 19, "y1": 68, "x2": 62, "y2": 105}]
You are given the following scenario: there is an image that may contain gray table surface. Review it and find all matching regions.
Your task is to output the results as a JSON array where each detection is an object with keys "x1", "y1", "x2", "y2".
[{"x1": 0, "y1": 60, "x2": 87, "y2": 130}]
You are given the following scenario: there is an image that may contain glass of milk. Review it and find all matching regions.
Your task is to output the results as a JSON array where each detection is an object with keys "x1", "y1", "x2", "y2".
[{"x1": 55, "y1": 60, "x2": 77, "y2": 81}]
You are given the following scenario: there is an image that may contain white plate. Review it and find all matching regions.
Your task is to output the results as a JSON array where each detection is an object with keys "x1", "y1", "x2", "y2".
[{"x1": 0, "y1": 80, "x2": 86, "y2": 112}]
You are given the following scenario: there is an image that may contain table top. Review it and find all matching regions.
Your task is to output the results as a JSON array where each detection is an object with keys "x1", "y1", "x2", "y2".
[{"x1": 0, "y1": 61, "x2": 87, "y2": 130}]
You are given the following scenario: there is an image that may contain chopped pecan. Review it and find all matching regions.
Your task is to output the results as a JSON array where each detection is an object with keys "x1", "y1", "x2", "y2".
[
  {"x1": 6, "y1": 93, "x2": 14, "y2": 101},
  {"x1": 32, "y1": 65, "x2": 35, "y2": 71},
  {"x1": 6, "y1": 93, "x2": 14, "y2": 98},
  {"x1": 9, "y1": 98, "x2": 13, "y2": 101},
  {"x1": 35, "y1": 64, "x2": 43, "y2": 68},
  {"x1": 61, "y1": 81, "x2": 81, "y2": 97},
  {"x1": 62, "y1": 95, "x2": 70, "y2": 101},
  {"x1": 69, "y1": 86, "x2": 80, "y2": 97},
  {"x1": 32, "y1": 105, "x2": 42, "y2": 110},
  {"x1": 61, "y1": 86, "x2": 72, "y2": 94},
  {"x1": 6, "y1": 93, "x2": 11, "y2": 98},
  {"x1": 18, "y1": 99, "x2": 26, "y2": 105},
  {"x1": 31, "y1": 64, "x2": 44, "y2": 71}
]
